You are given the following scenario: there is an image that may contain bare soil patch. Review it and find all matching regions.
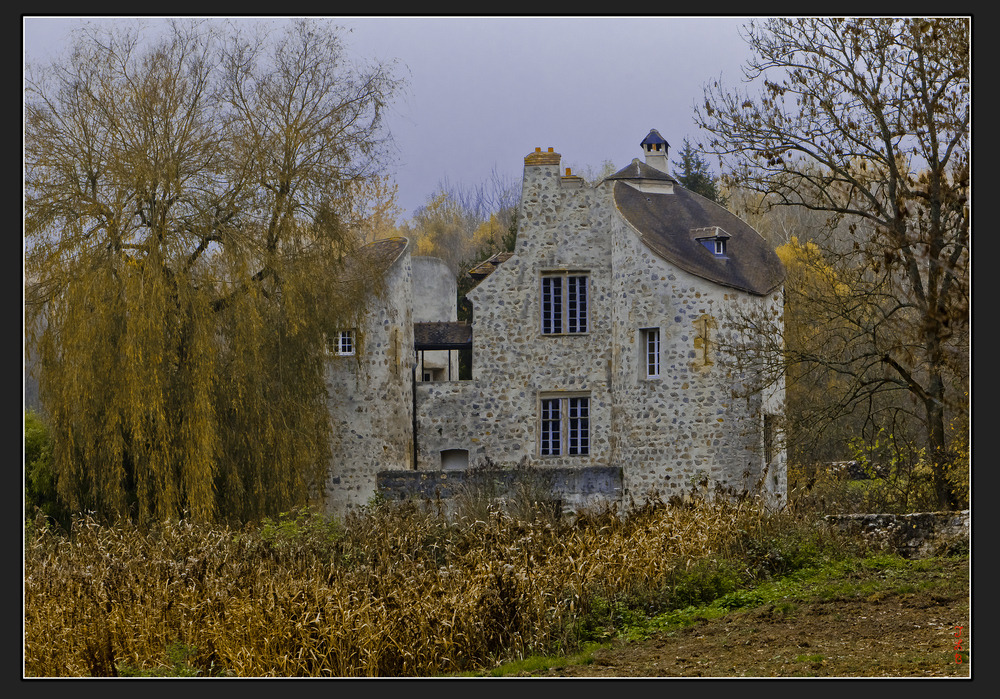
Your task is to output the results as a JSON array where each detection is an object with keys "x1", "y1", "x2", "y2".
[{"x1": 525, "y1": 556, "x2": 971, "y2": 678}]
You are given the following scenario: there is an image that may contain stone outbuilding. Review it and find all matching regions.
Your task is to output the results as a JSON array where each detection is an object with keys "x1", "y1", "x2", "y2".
[{"x1": 324, "y1": 130, "x2": 786, "y2": 515}]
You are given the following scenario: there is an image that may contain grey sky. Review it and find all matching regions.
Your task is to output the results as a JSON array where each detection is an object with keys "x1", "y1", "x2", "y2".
[{"x1": 23, "y1": 16, "x2": 756, "y2": 222}]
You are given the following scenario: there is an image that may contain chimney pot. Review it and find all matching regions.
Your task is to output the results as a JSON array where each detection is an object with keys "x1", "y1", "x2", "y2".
[
  {"x1": 548, "y1": 147, "x2": 554, "y2": 153},
  {"x1": 565, "y1": 168, "x2": 572, "y2": 176},
  {"x1": 535, "y1": 147, "x2": 541, "y2": 153}
]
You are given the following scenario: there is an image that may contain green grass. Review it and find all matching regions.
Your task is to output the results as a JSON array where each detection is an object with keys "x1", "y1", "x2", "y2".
[
  {"x1": 449, "y1": 642, "x2": 610, "y2": 677},
  {"x1": 477, "y1": 550, "x2": 967, "y2": 677},
  {"x1": 795, "y1": 653, "x2": 825, "y2": 663},
  {"x1": 116, "y1": 642, "x2": 206, "y2": 677}
]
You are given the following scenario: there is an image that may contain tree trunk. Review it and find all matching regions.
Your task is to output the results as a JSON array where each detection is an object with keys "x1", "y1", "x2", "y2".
[{"x1": 925, "y1": 372, "x2": 957, "y2": 511}]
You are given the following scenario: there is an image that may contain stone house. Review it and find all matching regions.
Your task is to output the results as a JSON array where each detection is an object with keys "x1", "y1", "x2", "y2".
[{"x1": 324, "y1": 129, "x2": 786, "y2": 515}]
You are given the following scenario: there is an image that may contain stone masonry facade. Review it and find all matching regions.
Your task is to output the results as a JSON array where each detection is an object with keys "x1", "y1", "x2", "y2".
[
  {"x1": 324, "y1": 241, "x2": 414, "y2": 513},
  {"x1": 323, "y1": 132, "x2": 787, "y2": 515}
]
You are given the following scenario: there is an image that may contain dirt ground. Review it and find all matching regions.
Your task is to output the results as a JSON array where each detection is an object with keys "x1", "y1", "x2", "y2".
[{"x1": 527, "y1": 556, "x2": 971, "y2": 678}]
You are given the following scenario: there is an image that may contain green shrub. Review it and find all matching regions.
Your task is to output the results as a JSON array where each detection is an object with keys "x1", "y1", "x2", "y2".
[
  {"x1": 117, "y1": 642, "x2": 207, "y2": 677},
  {"x1": 24, "y1": 410, "x2": 69, "y2": 530},
  {"x1": 258, "y1": 506, "x2": 344, "y2": 561}
]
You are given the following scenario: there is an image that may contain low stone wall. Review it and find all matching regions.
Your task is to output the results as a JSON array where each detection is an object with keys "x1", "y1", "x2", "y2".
[
  {"x1": 824, "y1": 511, "x2": 970, "y2": 558},
  {"x1": 377, "y1": 465, "x2": 623, "y2": 515}
]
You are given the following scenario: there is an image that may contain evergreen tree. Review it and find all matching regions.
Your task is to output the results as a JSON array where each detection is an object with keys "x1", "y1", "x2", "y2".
[{"x1": 672, "y1": 138, "x2": 726, "y2": 204}]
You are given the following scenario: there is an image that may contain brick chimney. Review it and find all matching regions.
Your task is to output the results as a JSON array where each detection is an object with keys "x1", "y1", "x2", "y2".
[{"x1": 524, "y1": 146, "x2": 561, "y2": 166}]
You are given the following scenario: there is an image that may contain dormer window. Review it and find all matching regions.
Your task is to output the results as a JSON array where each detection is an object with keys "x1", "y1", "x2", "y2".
[{"x1": 692, "y1": 226, "x2": 730, "y2": 258}]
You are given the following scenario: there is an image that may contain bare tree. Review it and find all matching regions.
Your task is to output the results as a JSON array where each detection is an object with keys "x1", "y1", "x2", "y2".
[
  {"x1": 401, "y1": 168, "x2": 520, "y2": 275},
  {"x1": 699, "y1": 18, "x2": 969, "y2": 509}
]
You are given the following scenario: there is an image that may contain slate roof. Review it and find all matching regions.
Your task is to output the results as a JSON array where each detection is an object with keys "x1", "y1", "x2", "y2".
[
  {"x1": 332, "y1": 236, "x2": 409, "y2": 286},
  {"x1": 640, "y1": 128, "x2": 670, "y2": 148},
  {"x1": 605, "y1": 158, "x2": 677, "y2": 184},
  {"x1": 359, "y1": 236, "x2": 409, "y2": 271},
  {"x1": 609, "y1": 178, "x2": 785, "y2": 296},
  {"x1": 414, "y1": 321, "x2": 472, "y2": 350},
  {"x1": 467, "y1": 251, "x2": 514, "y2": 281}
]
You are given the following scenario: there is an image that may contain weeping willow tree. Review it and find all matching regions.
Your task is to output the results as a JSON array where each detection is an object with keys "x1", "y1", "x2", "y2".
[{"x1": 24, "y1": 19, "x2": 403, "y2": 524}]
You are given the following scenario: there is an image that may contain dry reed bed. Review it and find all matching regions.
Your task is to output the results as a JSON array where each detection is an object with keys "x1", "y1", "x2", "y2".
[{"x1": 24, "y1": 498, "x2": 787, "y2": 677}]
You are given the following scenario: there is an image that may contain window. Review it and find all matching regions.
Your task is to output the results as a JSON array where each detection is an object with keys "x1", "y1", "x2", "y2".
[
  {"x1": 697, "y1": 237, "x2": 727, "y2": 256},
  {"x1": 329, "y1": 330, "x2": 355, "y2": 356},
  {"x1": 641, "y1": 328, "x2": 660, "y2": 378},
  {"x1": 539, "y1": 395, "x2": 590, "y2": 456},
  {"x1": 422, "y1": 367, "x2": 445, "y2": 382},
  {"x1": 693, "y1": 227, "x2": 729, "y2": 258},
  {"x1": 541, "y1": 273, "x2": 588, "y2": 334}
]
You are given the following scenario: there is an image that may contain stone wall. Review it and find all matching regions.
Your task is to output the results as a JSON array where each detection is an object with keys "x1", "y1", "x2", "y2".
[
  {"x1": 325, "y1": 246, "x2": 415, "y2": 514},
  {"x1": 414, "y1": 380, "x2": 488, "y2": 469},
  {"x1": 323, "y1": 144, "x2": 786, "y2": 517},
  {"x1": 455, "y1": 153, "x2": 616, "y2": 470},
  {"x1": 824, "y1": 511, "x2": 970, "y2": 558},
  {"x1": 604, "y1": 181, "x2": 785, "y2": 506},
  {"x1": 377, "y1": 464, "x2": 623, "y2": 515}
]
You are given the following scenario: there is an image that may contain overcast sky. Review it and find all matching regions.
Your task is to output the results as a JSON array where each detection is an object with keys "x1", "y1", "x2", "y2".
[{"x1": 23, "y1": 16, "x2": 757, "y2": 223}]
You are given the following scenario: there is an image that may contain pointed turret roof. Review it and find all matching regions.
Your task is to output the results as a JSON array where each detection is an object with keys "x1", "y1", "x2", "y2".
[{"x1": 640, "y1": 128, "x2": 669, "y2": 148}]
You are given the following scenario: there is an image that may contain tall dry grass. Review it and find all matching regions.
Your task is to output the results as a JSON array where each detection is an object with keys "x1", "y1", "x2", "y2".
[{"x1": 24, "y1": 495, "x2": 848, "y2": 677}]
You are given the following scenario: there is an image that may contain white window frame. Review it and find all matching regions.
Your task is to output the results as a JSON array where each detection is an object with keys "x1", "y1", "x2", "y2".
[
  {"x1": 696, "y1": 235, "x2": 727, "y2": 257},
  {"x1": 541, "y1": 272, "x2": 589, "y2": 335},
  {"x1": 539, "y1": 394, "x2": 590, "y2": 456},
  {"x1": 332, "y1": 330, "x2": 355, "y2": 356},
  {"x1": 641, "y1": 327, "x2": 660, "y2": 379}
]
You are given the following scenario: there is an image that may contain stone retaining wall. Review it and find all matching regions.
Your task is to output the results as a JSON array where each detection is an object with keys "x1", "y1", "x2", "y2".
[
  {"x1": 377, "y1": 465, "x2": 623, "y2": 515},
  {"x1": 824, "y1": 511, "x2": 970, "y2": 558}
]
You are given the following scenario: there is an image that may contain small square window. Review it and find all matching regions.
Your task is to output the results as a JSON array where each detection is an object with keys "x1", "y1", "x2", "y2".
[
  {"x1": 329, "y1": 330, "x2": 355, "y2": 356},
  {"x1": 422, "y1": 367, "x2": 445, "y2": 382}
]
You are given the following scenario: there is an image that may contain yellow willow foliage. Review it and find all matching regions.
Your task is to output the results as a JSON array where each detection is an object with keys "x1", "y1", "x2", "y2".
[
  {"x1": 37, "y1": 256, "x2": 218, "y2": 522},
  {"x1": 25, "y1": 19, "x2": 401, "y2": 524},
  {"x1": 775, "y1": 236, "x2": 855, "y2": 361},
  {"x1": 346, "y1": 174, "x2": 404, "y2": 244},
  {"x1": 33, "y1": 242, "x2": 378, "y2": 525}
]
